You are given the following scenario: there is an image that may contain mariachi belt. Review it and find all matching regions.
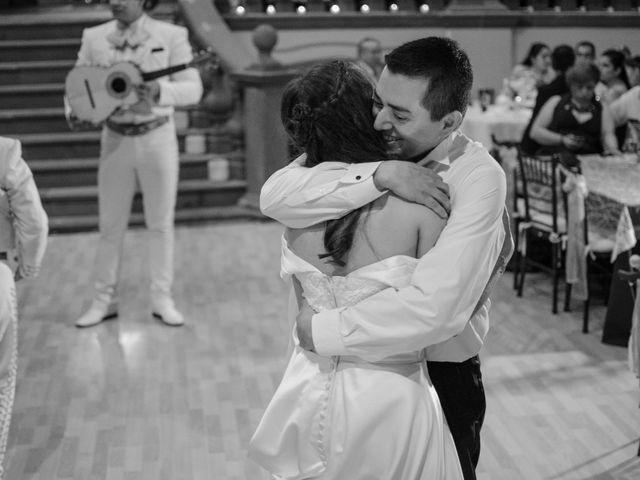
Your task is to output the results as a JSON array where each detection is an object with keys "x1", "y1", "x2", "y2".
[{"x1": 105, "y1": 116, "x2": 170, "y2": 136}]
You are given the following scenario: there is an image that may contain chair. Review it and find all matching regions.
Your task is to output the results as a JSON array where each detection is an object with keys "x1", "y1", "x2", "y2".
[
  {"x1": 563, "y1": 196, "x2": 615, "y2": 333},
  {"x1": 490, "y1": 135, "x2": 523, "y2": 288},
  {"x1": 514, "y1": 152, "x2": 567, "y2": 313},
  {"x1": 560, "y1": 157, "x2": 615, "y2": 333}
]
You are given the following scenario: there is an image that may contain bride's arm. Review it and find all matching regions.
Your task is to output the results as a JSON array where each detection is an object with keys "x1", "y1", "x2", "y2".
[{"x1": 260, "y1": 158, "x2": 450, "y2": 229}]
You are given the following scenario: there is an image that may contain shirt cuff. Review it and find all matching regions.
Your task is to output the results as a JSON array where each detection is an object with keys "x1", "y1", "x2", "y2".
[
  {"x1": 340, "y1": 162, "x2": 382, "y2": 186},
  {"x1": 312, "y1": 308, "x2": 346, "y2": 356},
  {"x1": 157, "y1": 80, "x2": 170, "y2": 106}
]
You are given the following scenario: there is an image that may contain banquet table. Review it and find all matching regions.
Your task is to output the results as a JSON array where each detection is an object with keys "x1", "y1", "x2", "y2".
[
  {"x1": 578, "y1": 154, "x2": 640, "y2": 345},
  {"x1": 460, "y1": 103, "x2": 532, "y2": 149}
]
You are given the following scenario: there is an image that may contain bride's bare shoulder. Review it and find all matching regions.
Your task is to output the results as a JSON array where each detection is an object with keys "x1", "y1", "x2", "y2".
[{"x1": 370, "y1": 193, "x2": 445, "y2": 228}]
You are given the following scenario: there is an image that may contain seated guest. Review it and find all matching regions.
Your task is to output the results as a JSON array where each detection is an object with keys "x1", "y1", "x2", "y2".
[
  {"x1": 521, "y1": 45, "x2": 576, "y2": 154},
  {"x1": 574, "y1": 41, "x2": 596, "y2": 68},
  {"x1": 618, "y1": 44, "x2": 632, "y2": 60},
  {"x1": 530, "y1": 64, "x2": 620, "y2": 156},
  {"x1": 501, "y1": 42, "x2": 553, "y2": 105},
  {"x1": 624, "y1": 55, "x2": 640, "y2": 88},
  {"x1": 355, "y1": 37, "x2": 384, "y2": 83},
  {"x1": 595, "y1": 48, "x2": 630, "y2": 105}
]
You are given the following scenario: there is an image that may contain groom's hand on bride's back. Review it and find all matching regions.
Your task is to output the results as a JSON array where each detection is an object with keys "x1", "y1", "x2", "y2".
[
  {"x1": 373, "y1": 161, "x2": 450, "y2": 219},
  {"x1": 296, "y1": 300, "x2": 315, "y2": 352}
]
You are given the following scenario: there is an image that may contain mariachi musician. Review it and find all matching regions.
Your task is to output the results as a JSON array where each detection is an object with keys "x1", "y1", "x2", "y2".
[{"x1": 67, "y1": 0, "x2": 203, "y2": 328}]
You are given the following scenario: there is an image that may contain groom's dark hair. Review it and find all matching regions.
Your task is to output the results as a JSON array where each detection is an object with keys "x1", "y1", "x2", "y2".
[{"x1": 385, "y1": 37, "x2": 473, "y2": 121}]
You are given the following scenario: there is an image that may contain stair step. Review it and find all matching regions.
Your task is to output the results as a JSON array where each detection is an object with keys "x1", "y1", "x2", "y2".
[
  {"x1": 40, "y1": 179, "x2": 247, "y2": 217},
  {"x1": 29, "y1": 153, "x2": 224, "y2": 171},
  {"x1": 16, "y1": 129, "x2": 238, "y2": 159},
  {"x1": 29, "y1": 152, "x2": 245, "y2": 188},
  {"x1": 0, "y1": 38, "x2": 80, "y2": 62},
  {"x1": 0, "y1": 83, "x2": 63, "y2": 108},
  {"x1": 0, "y1": 59, "x2": 75, "y2": 84},
  {"x1": 0, "y1": 7, "x2": 111, "y2": 40},
  {"x1": 48, "y1": 205, "x2": 265, "y2": 234},
  {"x1": 0, "y1": 107, "x2": 68, "y2": 134},
  {"x1": 41, "y1": 178, "x2": 246, "y2": 200},
  {"x1": 19, "y1": 130, "x2": 100, "y2": 158},
  {"x1": 0, "y1": 106, "x2": 197, "y2": 135},
  {"x1": 0, "y1": 5, "x2": 175, "y2": 40}
]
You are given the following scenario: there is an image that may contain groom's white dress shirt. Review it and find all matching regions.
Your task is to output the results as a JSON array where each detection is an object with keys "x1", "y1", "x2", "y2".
[{"x1": 261, "y1": 131, "x2": 509, "y2": 363}]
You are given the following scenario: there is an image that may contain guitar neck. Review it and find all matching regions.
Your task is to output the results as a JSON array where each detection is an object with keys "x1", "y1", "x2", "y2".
[{"x1": 141, "y1": 62, "x2": 192, "y2": 82}]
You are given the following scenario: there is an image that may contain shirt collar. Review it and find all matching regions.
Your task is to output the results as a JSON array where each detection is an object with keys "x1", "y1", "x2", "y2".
[
  {"x1": 108, "y1": 14, "x2": 150, "y2": 50},
  {"x1": 416, "y1": 131, "x2": 471, "y2": 172}
]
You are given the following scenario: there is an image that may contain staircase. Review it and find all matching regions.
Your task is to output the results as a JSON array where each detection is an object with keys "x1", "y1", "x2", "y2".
[{"x1": 0, "y1": 3, "x2": 257, "y2": 234}]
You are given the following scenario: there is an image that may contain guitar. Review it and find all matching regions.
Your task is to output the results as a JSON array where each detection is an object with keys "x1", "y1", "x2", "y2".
[{"x1": 65, "y1": 50, "x2": 215, "y2": 124}]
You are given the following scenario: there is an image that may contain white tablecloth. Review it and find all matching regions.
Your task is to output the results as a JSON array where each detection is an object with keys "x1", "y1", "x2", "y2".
[{"x1": 460, "y1": 103, "x2": 532, "y2": 149}]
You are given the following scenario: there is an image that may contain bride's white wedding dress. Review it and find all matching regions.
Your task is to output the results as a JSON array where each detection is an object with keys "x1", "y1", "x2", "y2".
[{"x1": 249, "y1": 238, "x2": 463, "y2": 480}]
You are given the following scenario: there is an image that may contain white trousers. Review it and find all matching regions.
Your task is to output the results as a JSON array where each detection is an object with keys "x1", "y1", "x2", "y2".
[{"x1": 92, "y1": 120, "x2": 179, "y2": 308}]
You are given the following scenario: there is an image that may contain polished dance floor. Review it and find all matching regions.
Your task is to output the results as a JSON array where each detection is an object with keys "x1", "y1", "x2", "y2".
[{"x1": 6, "y1": 220, "x2": 640, "y2": 479}]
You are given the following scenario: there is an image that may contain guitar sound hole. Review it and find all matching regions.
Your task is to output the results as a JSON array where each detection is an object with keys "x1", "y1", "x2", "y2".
[{"x1": 110, "y1": 77, "x2": 127, "y2": 94}]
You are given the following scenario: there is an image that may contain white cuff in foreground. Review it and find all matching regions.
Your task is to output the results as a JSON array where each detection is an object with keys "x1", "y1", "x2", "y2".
[
  {"x1": 340, "y1": 162, "x2": 382, "y2": 185},
  {"x1": 312, "y1": 308, "x2": 347, "y2": 357}
]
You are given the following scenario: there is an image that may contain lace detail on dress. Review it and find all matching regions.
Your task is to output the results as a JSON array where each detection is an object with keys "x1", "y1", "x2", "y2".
[{"x1": 296, "y1": 272, "x2": 387, "y2": 312}]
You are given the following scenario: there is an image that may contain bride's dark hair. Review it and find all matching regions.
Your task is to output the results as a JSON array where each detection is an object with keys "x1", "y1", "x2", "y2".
[{"x1": 281, "y1": 60, "x2": 389, "y2": 266}]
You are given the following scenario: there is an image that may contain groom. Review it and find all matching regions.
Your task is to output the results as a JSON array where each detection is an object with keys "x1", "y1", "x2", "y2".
[{"x1": 261, "y1": 37, "x2": 512, "y2": 480}]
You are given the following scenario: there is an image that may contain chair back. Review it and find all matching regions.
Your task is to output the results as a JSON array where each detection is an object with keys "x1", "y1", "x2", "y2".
[{"x1": 517, "y1": 152, "x2": 566, "y2": 233}]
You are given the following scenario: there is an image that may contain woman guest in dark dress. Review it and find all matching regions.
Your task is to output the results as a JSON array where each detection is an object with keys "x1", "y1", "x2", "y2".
[{"x1": 530, "y1": 64, "x2": 620, "y2": 156}]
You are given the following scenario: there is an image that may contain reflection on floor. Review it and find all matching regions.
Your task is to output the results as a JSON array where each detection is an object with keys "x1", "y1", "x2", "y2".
[{"x1": 6, "y1": 221, "x2": 640, "y2": 480}]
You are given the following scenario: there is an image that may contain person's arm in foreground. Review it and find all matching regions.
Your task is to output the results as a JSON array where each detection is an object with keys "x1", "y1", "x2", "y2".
[
  {"x1": 299, "y1": 162, "x2": 507, "y2": 362},
  {"x1": 260, "y1": 157, "x2": 450, "y2": 228},
  {"x1": 1, "y1": 139, "x2": 48, "y2": 279}
]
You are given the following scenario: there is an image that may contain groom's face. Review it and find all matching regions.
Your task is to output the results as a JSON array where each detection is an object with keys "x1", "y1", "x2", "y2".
[{"x1": 373, "y1": 67, "x2": 447, "y2": 159}]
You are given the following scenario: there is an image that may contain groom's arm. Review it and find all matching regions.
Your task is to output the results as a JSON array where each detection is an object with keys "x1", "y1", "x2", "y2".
[
  {"x1": 260, "y1": 157, "x2": 450, "y2": 228},
  {"x1": 298, "y1": 161, "x2": 507, "y2": 362}
]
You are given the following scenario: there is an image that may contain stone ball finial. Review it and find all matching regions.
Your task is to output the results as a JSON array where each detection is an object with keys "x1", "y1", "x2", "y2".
[
  {"x1": 253, "y1": 24, "x2": 278, "y2": 55},
  {"x1": 252, "y1": 24, "x2": 281, "y2": 70}
]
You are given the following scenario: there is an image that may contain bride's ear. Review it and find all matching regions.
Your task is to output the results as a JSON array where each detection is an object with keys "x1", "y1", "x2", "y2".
[{"x1": 441, "y1": 111, "x2": 463, "y2": 135}]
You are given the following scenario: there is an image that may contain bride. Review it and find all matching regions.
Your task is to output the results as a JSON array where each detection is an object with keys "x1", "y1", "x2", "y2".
[{"x1": 249, "y1": 60, "x2": 463, "y2": 480}]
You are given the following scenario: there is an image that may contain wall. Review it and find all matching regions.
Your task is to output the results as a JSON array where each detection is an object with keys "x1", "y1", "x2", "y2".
[
  {"x1": 228, "y1": 23, "x2": 640, "y2": 99},
  {"x1": 213, "y1": 10, "x2": 640, "y2": 99}
]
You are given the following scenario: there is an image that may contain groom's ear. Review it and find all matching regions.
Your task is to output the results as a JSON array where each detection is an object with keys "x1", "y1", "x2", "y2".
[{"x1": 441, "y1": 111, "x2": 463, "y2": 135}]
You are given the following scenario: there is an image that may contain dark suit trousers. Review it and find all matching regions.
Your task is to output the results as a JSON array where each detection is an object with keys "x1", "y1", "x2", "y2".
[{"x1": 427, "y1": 355, "x2": 486, "y2": 480}]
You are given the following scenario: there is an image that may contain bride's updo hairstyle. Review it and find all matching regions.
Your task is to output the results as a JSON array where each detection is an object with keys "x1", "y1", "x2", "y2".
[{"x1": 281, "y1": 60, "x2": 389, "y2": 267}]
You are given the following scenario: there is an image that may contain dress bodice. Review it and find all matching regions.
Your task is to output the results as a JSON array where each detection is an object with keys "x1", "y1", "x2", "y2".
[
  {"x1": 280, "y1": 235, "x2": 424, "y2": 364},
  {"x1": 296, "y1": 272, "x2": 388, "y2": 312},
  {"x1": 280, "y1": 235, "x2": 420, "y2": 312}
]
